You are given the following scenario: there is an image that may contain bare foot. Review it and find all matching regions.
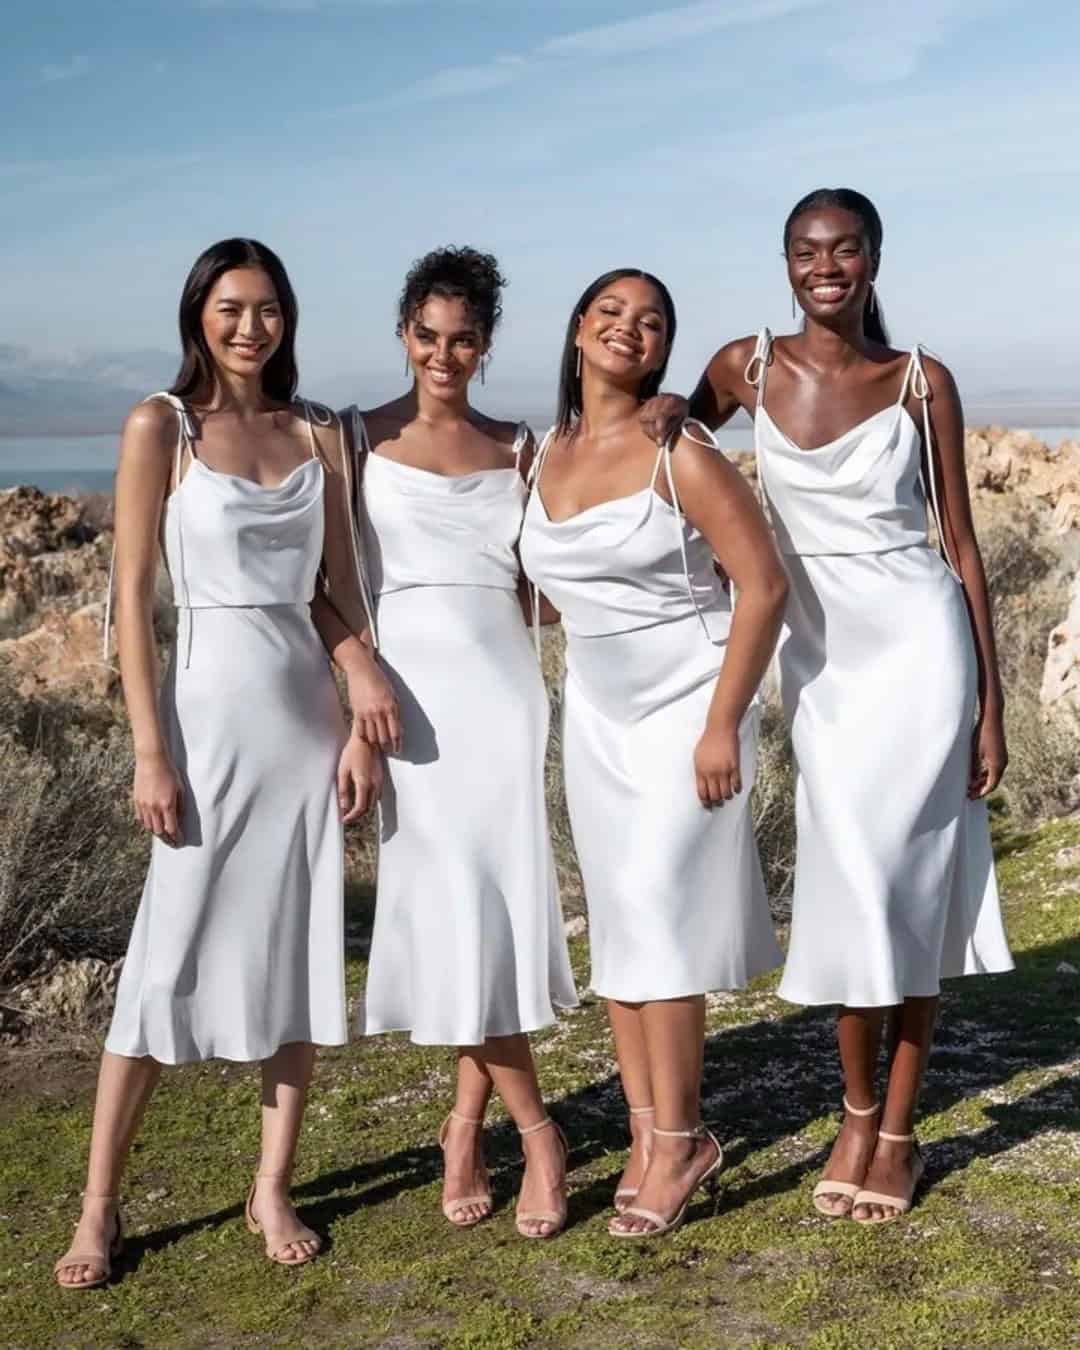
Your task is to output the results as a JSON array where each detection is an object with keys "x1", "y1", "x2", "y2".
[
  {"x1": 440, "y1": 1113, "x2": 491, "y2": 1227},
  {"x1": 54, "y1": 1194, "x2": 120, "y2": 1288},
  {"x1": 609, "y1": 1128, "x2": 720, "y2": 1236},
  {"x1": 815, "y1": 1108, "x2": 880, "y2": 1217},
  {"x1": 614, "y1": 1107, "x2": 654, "y2": 1212},
  {"x1": 516, "y1": 1121, "x2": 567, "y2": 1238},
  {"x1": 852, "y1": 1135, "x2": 922, "y2": 1222},
  {"x1": 249, "y1": 1176, "x2": 321, "y2": 1264}
]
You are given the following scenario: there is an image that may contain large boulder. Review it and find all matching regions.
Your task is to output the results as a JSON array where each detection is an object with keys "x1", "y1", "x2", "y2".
[
  {"x1": 0, "y1": 486, "x2": 111, "y2": 630},
  {"x1": 1042, "y1": 574, "x2": 1080, "y2": 713}
]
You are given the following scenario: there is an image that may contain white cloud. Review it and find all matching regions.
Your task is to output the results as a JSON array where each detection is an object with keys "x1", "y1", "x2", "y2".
[
  {"x1": 39, "y1": 53, "x2": 90, "y2": 84},
  {"x1": 540, "y1": 0, "x2": 827, "y2": 57}
]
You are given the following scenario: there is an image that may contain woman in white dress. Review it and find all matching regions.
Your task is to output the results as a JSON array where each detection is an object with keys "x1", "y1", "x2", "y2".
[
  {"x1": 642, "y1": 189, "x2": 1013, "y2": 1223},
  {"x1": 346, "y1": 247, "x2": 578, "y2": 1239},
  {"x1": 519, "y1": 269, "x2": 787, "y2": 1239},
  {"x1": 54, "y1": 239, "x2": 392, "y2": 1288}
]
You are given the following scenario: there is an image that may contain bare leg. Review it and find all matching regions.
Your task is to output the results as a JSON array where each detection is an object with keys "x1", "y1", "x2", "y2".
[
  {"x1": 854, "y1": 995, "x2": 938, "y2": 1220},
  {"x1": 249, "y1": 1041, "x2": 320, "y2": 1263},
  {"x1": 55, "y1": 1050, "x2": 162, "y2": 1286},
  {"x1": 480, "y1": 1033, "x2": 566, "y2": 1238},
  {"x1": 610, "y1": 996, "x2": 719, "y2": 1236},
  {"x1": 608, "y1": 1001, "x2": 655, "y2": 1204},
  {"x1": 440, "y1": 1050, "x2": 494, "y2": 1225},
  {"x1": 815, "y1": 1005, "x2": 887, "y2": 1216}
]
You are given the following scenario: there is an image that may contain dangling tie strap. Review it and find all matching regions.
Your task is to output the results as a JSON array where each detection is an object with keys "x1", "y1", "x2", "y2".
[
  {"x1": 743, "y1": 327, "x2": 774, "y2": 523},
  {"x1": 652, "y1": 421, "x2": 722, "y2": 642},
  {"x1": 526, "y1": 427, "x2": 557, "y2": 661},
  {"x1": 343, "y1": 406, "x2": 381, "y2": 649},
  {"x1": 900, "y1": 346, "x2": 961, "y2": 581}
]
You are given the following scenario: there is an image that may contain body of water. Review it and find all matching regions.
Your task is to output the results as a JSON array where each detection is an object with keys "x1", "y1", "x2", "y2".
[{"x1": 2, "y1": 426, "x2": 1080, "y2": 495}]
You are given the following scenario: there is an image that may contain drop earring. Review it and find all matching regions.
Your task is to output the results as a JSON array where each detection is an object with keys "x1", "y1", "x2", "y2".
[
  {"x1": 791, "y1": 289, "x2": 798, "y2": 320},
  {"x1": 575, "y1": 347, "x2": 582, "y2": 379},
  {"x1": 404, "y1": 350, "x2": 410, "y2": 378},
  {"x1": 480, "y1": 356, "x2": 487, "y2": 386},
  {"x1": 868, "y1": 282, "x2": 878, "y2": 315}
]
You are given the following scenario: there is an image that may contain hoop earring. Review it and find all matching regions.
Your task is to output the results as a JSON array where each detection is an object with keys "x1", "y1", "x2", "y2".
[
  {"x1": 575, "y1": 347, "x2": 582, "y2": 379},
  {"x1": 868, "y1": 282, "x2": 878, "y2": 316},
  {"x1": 791, "y1": 289, "x2": 798, "y2": 320}
]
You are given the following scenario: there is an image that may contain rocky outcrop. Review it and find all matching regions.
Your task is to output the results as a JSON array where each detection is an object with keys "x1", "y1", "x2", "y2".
[
  {"x1": 1042, "y1": 574, "x2": 1080, "y2": 713},
  {"x1": 0, "y1": 486, "x2": 111, "y2": 631},
  {"x1": 964, "y1": 428, "x2": 1080, "y2": 532}
]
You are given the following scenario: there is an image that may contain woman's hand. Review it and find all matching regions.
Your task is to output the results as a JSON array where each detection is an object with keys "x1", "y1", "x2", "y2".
[
  {"x1": 970, "y1": 705, "x2": 1007, "y2": 799},
  {"x1": 639, "y1": 393, "x2": 689, "y2": 447},
  {"x1": 338, "y1": 734, "x2": 384, "y2": 822},
  {"x1": 133, "y1": 750, "x2": 185, "y2": 846},
  {"x1": 694, "y1": 722, "x2": 742, "y2": 807},
  {"x1": 348, "y1": 650, "x2": 402, "y2": 752}
]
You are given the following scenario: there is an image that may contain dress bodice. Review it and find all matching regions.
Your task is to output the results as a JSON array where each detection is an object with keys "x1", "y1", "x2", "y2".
[
  {"x1": 748, "y1": 330, "x2": 957, "y2": 570},
  {"x1": 352, "y1": 412, "x2": 528, "y2": 596},
  {"x1": 519, "y1": 426, "x2": 732, "y2": 643}
]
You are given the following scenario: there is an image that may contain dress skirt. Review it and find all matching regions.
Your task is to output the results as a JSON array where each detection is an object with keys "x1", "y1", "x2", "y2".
[
  {"x1": 106, "y1": 603, "x2": 349, "y2": 1065},
  {"x1": 360, "y1": 585, "x2": 578, "y2": 1046},
  {"x1": 775, "y1": 546, "x2": 1014, "y2": 1006},
  {"x1": 561, "y1": 610, "x2": 782, "y2": 1002}
]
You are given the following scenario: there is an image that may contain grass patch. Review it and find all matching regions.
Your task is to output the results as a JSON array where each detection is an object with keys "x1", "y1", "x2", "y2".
[{"x1": 2, "y1": 819, "x2": 1078, "y2": 1348}]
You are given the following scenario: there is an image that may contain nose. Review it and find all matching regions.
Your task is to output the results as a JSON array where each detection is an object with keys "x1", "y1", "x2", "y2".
[{"x1": 239, "y1": 307, "x2": 266, "y2": 337}]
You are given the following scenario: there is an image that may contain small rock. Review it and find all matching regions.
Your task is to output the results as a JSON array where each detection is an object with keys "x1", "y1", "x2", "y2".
[
  {"x1": 146, "y1": 1187, "x2": 169, "y2": 1202},
  {"x1": 1054, "y1": 846, "x2": 1080, "y2": 869},
  {"x1": 1056, "y1": 961, "x2": 1078, "y2": 975},
  {"x1": 564, "y1": 915, "x2": 588, "y2": 938}
]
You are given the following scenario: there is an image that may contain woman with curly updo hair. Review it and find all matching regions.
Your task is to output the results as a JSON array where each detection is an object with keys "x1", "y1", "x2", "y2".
[{"x1": 341, "y1": 246, "x2": 577, "y2": 1239}]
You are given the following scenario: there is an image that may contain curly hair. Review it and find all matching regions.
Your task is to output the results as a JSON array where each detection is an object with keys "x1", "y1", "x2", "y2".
[
  {"x1": 396, "y1": 246, "x2": 507, "y2": 345},
  {"x1": 783, "y1": 188, "x2": 889, "y2": 345}
]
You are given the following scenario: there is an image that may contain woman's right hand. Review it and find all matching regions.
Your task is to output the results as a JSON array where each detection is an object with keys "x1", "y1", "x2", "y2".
[
  {"x1": 133, "y1": 750, "x2": 185, "y2": 846},
  {"x1": 348, "y1": 650, "x2": 402, "y2": 753},
  {"x1": 639, "y1": 393, "x2": 689, "y2": 447}
]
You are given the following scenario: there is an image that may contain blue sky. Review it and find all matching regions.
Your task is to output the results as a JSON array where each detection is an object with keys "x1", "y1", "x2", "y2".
[{"x1": 3, "y1": 0, "x2": 1079, "y2": 421}]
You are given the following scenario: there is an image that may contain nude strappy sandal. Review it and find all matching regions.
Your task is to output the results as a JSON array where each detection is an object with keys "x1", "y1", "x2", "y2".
[
  {"x1": 812, "y1": 1097, "x2": 880, "y2": 1218},
  {"x1": 852, "y1": 1130, "x2": 926, "y2": 1224},
  {"x1": 609, "y1": 1123, "x2": 723, "y2": 1240},
  {"x1": 515, "y1": 1117, "x2": 568, "y2": 1240},
  {"x1": 614, "y1": 1104, "x2": 654, "y2": 1215},
  {"x1": 54, "y1": 1193, "x2": 124, "y2": 1290},
  {"x1": 245, "y1": 1171, "x2": 322, "y2": 1265},
  {"x1": 438, "y1": 1110, "x2": 493, "y2": 1228}
]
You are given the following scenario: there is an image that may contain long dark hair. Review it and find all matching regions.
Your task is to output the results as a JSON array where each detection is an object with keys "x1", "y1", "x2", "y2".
[
  {"x1": 783, "y1": 188, "x2": 890, "y2": 345},
  {"x1": 170, "y1": 238, "x2": 299, "y2": 404},
  {"x1": 555, "y1": 269, "x2": 677, "y2": 438}
]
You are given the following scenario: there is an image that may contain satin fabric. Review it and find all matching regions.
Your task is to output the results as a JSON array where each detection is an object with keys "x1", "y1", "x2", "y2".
[
  {"x1": 106, "y1": 395, "x2": 348, "y2": 1064},
  {"x1": 353, "y1": 421, "x2": 577, "y2": 1046},
  {"x1": 519, "y1": 433, "x2": 781, "y2": 1002},
  {"x1": 747, "y1": 334, "x2": 1014, "y2": 1006}
]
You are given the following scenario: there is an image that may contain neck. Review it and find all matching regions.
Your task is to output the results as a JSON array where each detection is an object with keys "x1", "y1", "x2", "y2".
[
  {"x1": 797, "y1": 317, "x2": 869, "y2": 369},
  {"x1": 577, "y1": 371, "x2": 642, "y2": 441},
  {"x1": 202, "y1": 369, "x2": 274, "y2": 416},
  {"x1": 410, "y1": 382, "x2": 472, "y2": 427}
]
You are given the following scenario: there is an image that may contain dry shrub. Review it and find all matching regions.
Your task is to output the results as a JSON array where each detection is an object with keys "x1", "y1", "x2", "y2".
[
  {"x1": 753, "y1": 694, "x2": 797, "y2": 907},
  {"x1": 0, "y1": 663, "x2": 145, "y2": 987}
]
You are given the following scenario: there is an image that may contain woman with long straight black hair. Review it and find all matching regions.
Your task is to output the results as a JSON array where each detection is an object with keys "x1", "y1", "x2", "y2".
[
  {"x1": 53, "y1": 238, "x2": 397, "y2": 1288},
  {"x1": 641, "y1": 189, "x2": 1013, "y2": 1224},
  {"x1": 519, "y1": 268, "x2": 787, "y2": 1239}
]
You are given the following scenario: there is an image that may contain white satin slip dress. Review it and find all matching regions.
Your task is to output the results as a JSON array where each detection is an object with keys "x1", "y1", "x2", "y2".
[
  {"x1": 105, "y1": 394, "x2": 349, "y2": 1064},
  {"x1": 746, "y1": 330, "x2": 1014, "y2": 1006},
  {"x1": 519, "y1": 426, "x2": 782, "y2": 1003},
  {"x1": 350, "y1": 413, "x2": 577, "y2": 1047}
]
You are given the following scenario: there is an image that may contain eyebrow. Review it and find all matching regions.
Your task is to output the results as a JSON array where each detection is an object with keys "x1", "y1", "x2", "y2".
[
  {"x1": 215, "y1": 295, "x2": 280, "y2": 305},
  {"x1": 789, "y1": 233, "x2": 862, "y2": 246},
  {"x1": 596, "y1": 293, "x2": 664, "y2": 317},
  {"x1": 415, "y1": 324, "x2": 480, "y2": 336}
]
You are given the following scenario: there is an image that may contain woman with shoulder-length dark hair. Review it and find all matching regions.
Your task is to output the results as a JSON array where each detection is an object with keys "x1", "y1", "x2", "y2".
[
  {"x1": 53, "y1": 238, "x2": 398, "y2": 1288},
  {"x1": 519, "y1": 268, "x2": 787, "y2": 1240},
  {"x1": 343, "y1": 246, "x2": 578, "y2": 1240},
  {"x1": 642, "y1": 188, "x2": 1014, "y2": 1223}
]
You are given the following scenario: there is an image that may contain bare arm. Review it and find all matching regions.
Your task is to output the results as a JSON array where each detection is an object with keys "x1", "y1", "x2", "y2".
[
  {"x1": 113, "y1": 400, "x2": 184, "y2": 843},
  {"x1": 312, "y1": 409, "x2": 401, "y2": 753},
  {"x1": 517, "y1": 430, "x2": 561, "y2": 626},
  {"x1": 640, "y1": 338, "x2": 757, "y2": 445},
  {"x1": 668, "y1": 427, "x2": 789, "y2": 805},
  {"x1": 920, "y1": 359, "x2": 1007, "y2": 797}
]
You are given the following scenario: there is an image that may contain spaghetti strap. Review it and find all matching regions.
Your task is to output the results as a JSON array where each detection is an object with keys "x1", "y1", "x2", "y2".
[
  {"x1": 744, "y1": 329, "x2": 773, "y2": 522},
  {"x1": 903, "y1": 346, "x2": 961, "y2": 581},
  {"x1": 527, "y1": 427, "x2": 559, "y2": 659},
  {"x1": 339, "y1": 405, "x2": 379, "y2": 647},
  {"x1": 511, "y1": 421, "x2": 531, "y2": 467},
  {"x1": 658, "y1": 427, "x2": 717, "y2": 641},
  {"x1": 302, "y1": 399, "x2": 331, "y2": 459}
]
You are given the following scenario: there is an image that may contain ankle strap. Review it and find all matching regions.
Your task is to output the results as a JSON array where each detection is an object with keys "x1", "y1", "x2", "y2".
[
  {"x1": 254, "y1": 1170, "x2": 293, "y2": 1180},
  {"x1": 448, "y1": 1109, "x2": 485, "y2": 1127},
  {"x1": 878, "y1": 1129, "x2": 915, "y2": 1143},
  {"x1": 842, "y1": 1097, "x2": 880, "y2": 1118},
  {"x1": 81, "y1": 1192, "x2": 120, "y2": 1200},
  {"x1": 519, "y1": 1116, "x2": 554, "y2": 1138},
  {"x1": 628, "y1": 1105, "x2": 655, "y2": 1117},
  {"x1": 652, "y1": 1123, "x2": 706, "y2": 1139}
]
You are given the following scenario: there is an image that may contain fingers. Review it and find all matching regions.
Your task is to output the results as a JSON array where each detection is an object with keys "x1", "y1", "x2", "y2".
[
  {"x1": 359, "y1": 707, "x2": 401, "y2": 753},
  {"x1": 337, "y1": 761, "x2": 352, "y2": 819}
]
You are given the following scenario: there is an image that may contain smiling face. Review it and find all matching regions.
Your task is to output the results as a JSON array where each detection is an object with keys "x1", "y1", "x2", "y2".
[
  {"x1": 200, "y1": 266, "x2": 284, "y2": 381},
  {"x1": 786, "y1": 206, "x2": 877, "y2": 327},
  {"x1": 404, "y1": 295, "x2": 485, "y2": 401},
  {"x1": 576, "y1": 276, "x2": 671, "y2": 388}
]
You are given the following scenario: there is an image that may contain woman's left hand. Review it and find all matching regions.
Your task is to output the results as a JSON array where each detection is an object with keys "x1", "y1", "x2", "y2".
[
  {"x1": 694, "y1": 723, "x2": 742, "y2": 807},
  {"x1": 970, "y1": 706, "x2": 1007, "y2": 799},
  {"x1": 338, "y1": 735, "x2": 384, "y2": 821}
]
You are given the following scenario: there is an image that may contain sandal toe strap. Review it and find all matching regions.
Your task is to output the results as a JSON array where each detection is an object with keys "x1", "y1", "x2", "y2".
[
  {"x1": 616, "y1": 1205, "x2": 667, "y2": 1230},
  {"x1": 852, "y1": 1189, "x2": 911, "y2": 1212},
  {"x1": 266, "y1": 1226, "x2": 321, "y2": 1260},
  {"x1": 812, "y1": 1180, "x2": 861, "y2": 1200},
  {"x1": 54, "y1": 1252, "x2": 110, "y2": 1275}
]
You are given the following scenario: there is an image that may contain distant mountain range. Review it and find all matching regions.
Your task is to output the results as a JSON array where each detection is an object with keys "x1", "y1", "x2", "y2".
[{"x1": 0, "y1": 343, "x2": 1075, "y2": 438}]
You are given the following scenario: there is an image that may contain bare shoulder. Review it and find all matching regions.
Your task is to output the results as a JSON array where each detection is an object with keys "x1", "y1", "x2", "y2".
[
  {"x1": 705, "y1": 335, "x2": 761, "y2": 390},
  {"x1": 119, "y1": 397, "x2": 179, "y2": 471},
  {"x1": 292, "y1": 399, "x2": 344, "y2": 466},
  {"x1": 670, "y1": 422, "x2": 740, "y2": 488},
  {"x1": 473, "y1": 412, "x2": 524, "y2": 459},
  {"x1": 917, "y1": 350, "x2": 960, "y2": 402}
]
